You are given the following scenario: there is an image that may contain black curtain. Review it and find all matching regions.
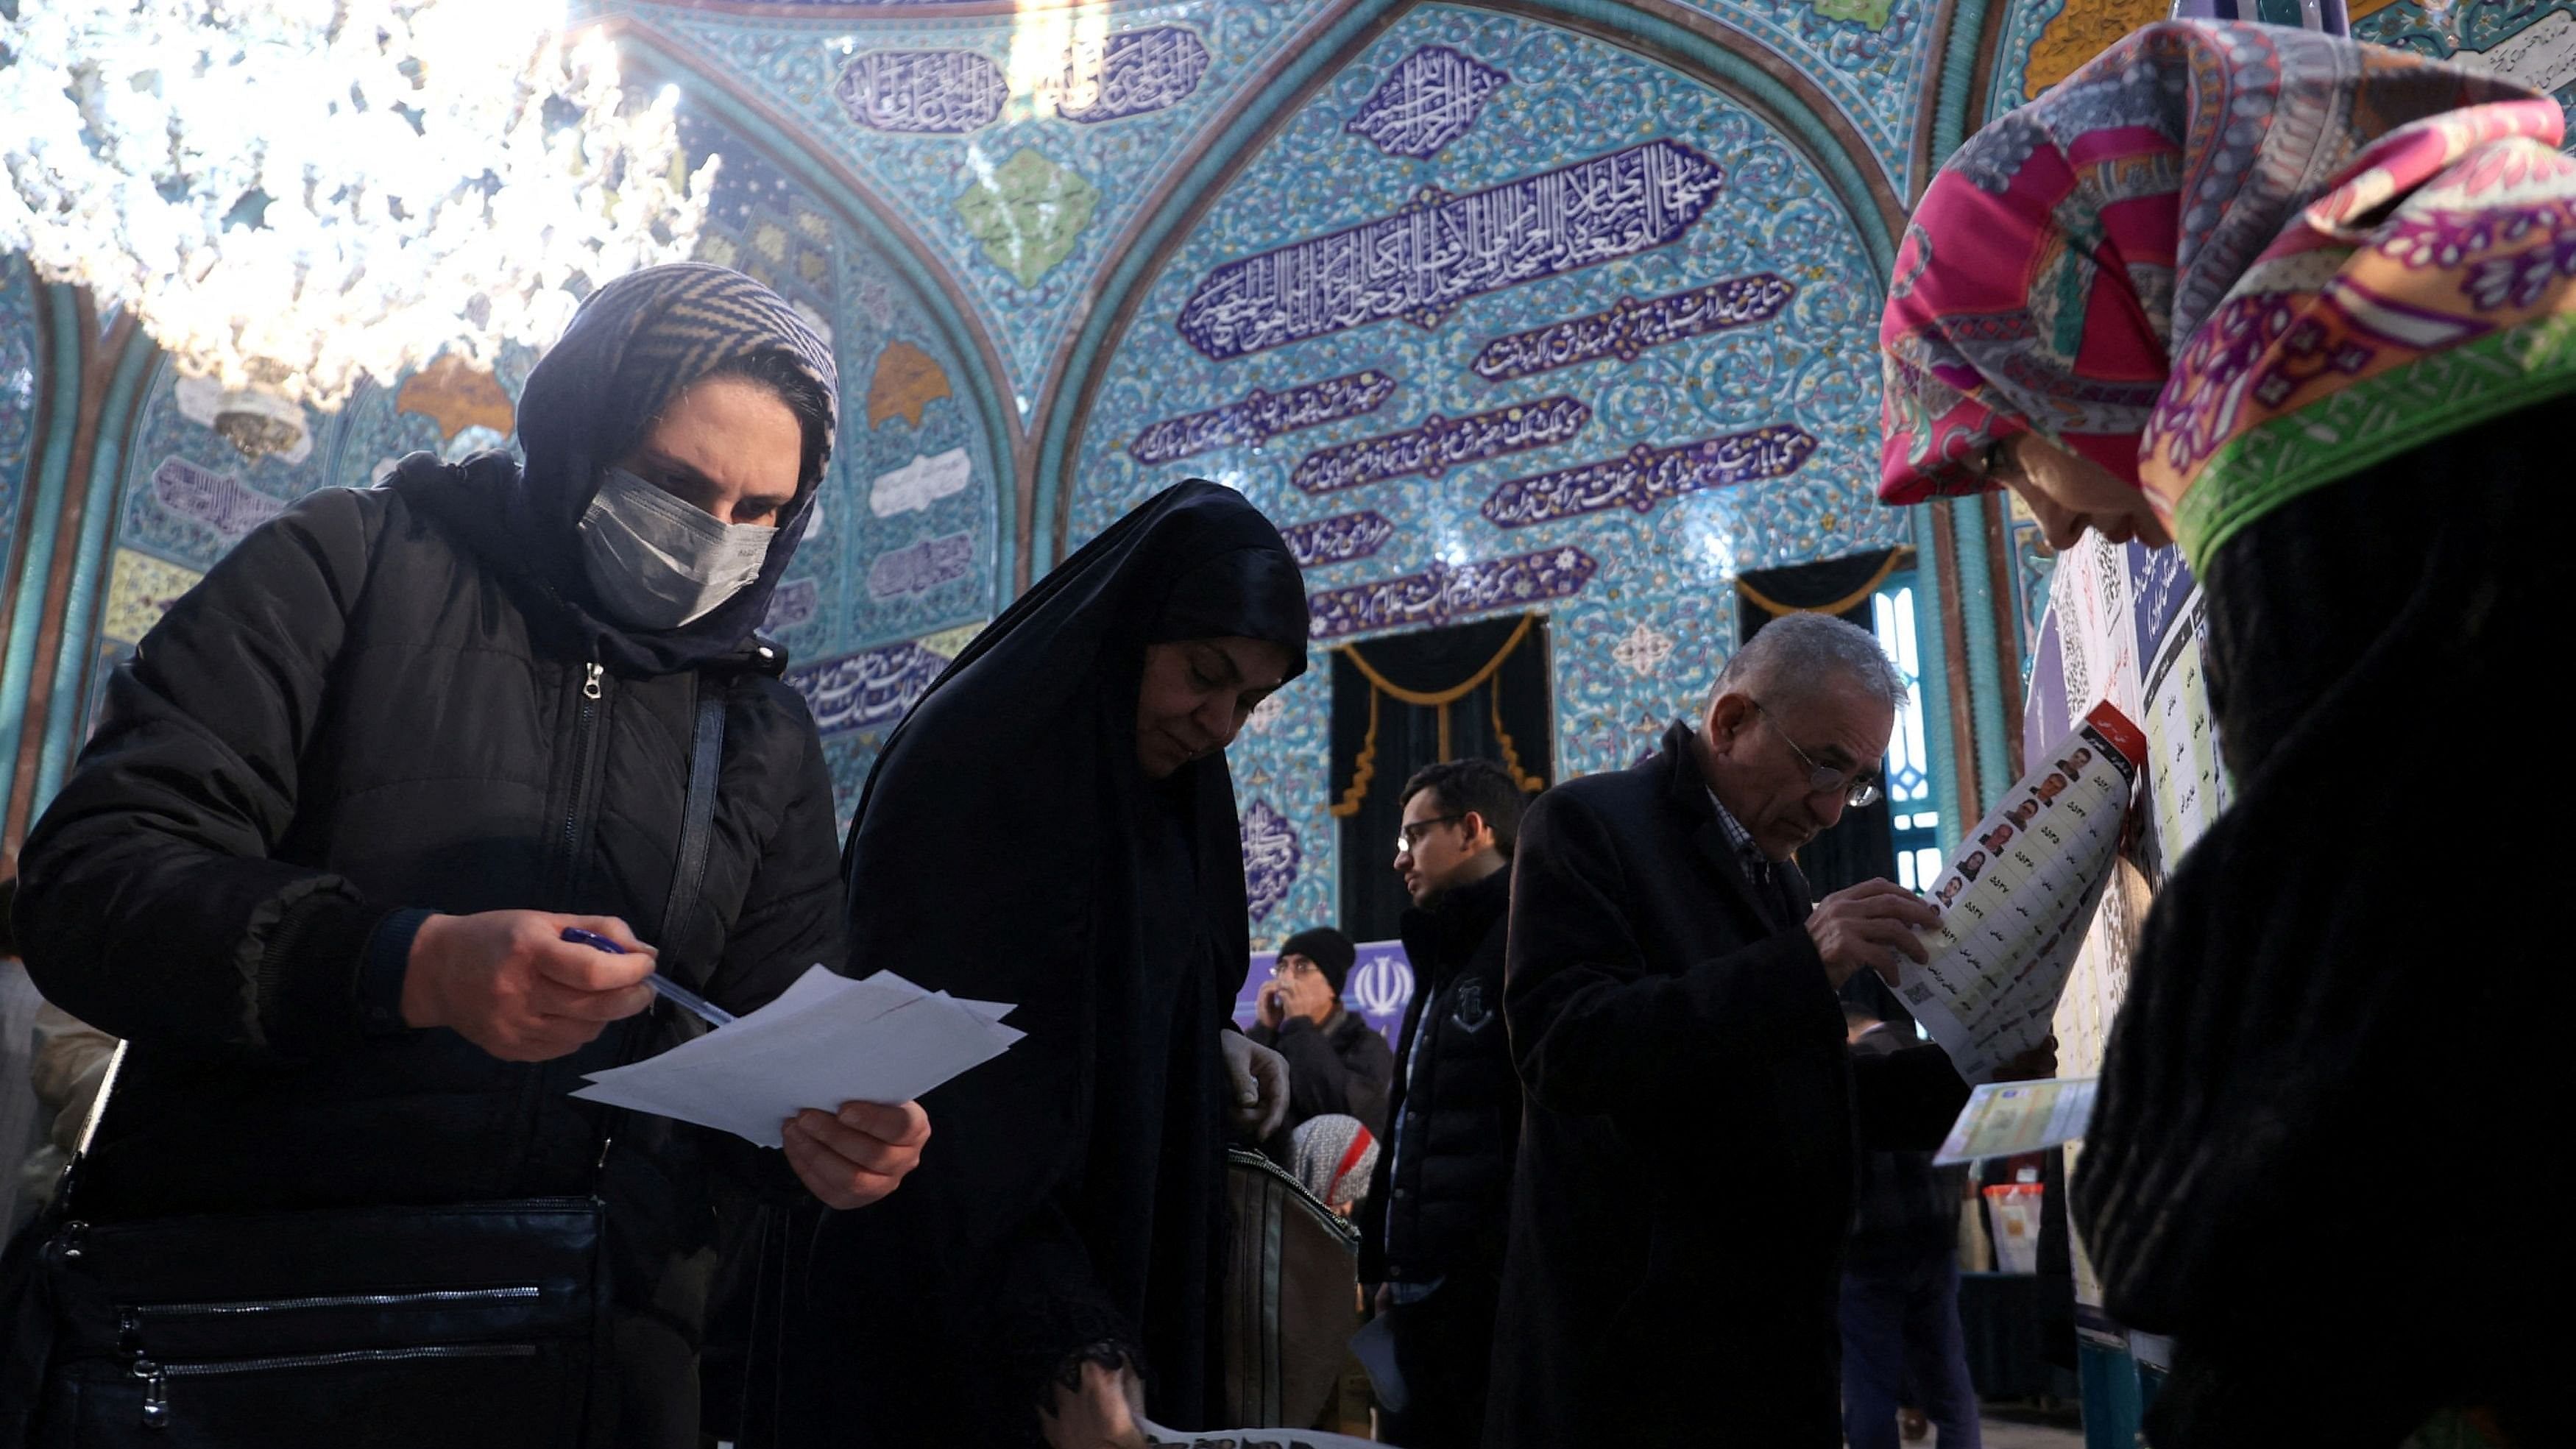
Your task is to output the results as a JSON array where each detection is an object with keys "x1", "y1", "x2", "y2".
[
  {"x1": 1737, "y1": 550, "x2": 1901, "y2": 900},
  {"x1": 1330, "y1": 614, "x2": 1551, "y2": 943}
]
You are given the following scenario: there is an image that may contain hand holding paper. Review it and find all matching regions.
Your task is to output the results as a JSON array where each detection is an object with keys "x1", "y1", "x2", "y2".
[
  {"x1": 572, "y1": 965, "x2": 1023, "y2": 1150},
  {"x1": 783, "y1": 1099, "x2": 932, "y2": 1210},
  {"x1": 1806, "y1": 879, "x2": 1942, "y2": 989},
  {"x1": 1895, "y1": 702, "x2": 2145, "y2": 1083}
]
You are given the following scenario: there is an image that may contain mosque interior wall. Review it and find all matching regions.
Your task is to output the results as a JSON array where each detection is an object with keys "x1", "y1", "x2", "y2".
[{"x1": 6, "y1": 0, "x2": 2571, "y2": 935}]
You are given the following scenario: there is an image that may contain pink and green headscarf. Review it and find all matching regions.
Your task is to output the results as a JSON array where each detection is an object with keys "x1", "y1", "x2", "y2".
[{"x1": 1877, "y1": 21, "x2": 2574, "y2": 566}]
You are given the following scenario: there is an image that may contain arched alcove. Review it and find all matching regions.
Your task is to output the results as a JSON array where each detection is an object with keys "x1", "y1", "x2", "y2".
[{"x1": 1046, "y1": 3, "x2": 1914, "y2": 935}]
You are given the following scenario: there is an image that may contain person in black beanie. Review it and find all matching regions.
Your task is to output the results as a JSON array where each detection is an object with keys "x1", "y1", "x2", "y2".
[{"x1": 1250, "y1": 927, "x2": 1393, "y2": 1145}]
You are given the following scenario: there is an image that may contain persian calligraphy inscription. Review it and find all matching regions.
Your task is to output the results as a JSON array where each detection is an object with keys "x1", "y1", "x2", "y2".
[
  {"x1": 1471, "y1": 274, "x2": 1797, "y2": 381},
  {"x1": 1292, "y1": 397, "x2": 1590, "y2": 495},
  {"x1": 1176, "y1": 140, "x2": 1725, "y2": 360},
  {"x1": 1279, "y1": 511, "x2": 1398, "y2": 567},
  {"x1": 1130, "y1": 371, "x2": 1399, "y2": 466},
  {"x1": 1058, "y1": 26, "x2": 1210, "y2": 124},
  {"x1": 836, "y1": 49, "x2": 1010, "y2": 135},
  {"x1": 1306, "y1": 547, "x2": 1598, "y2": 640},
  {"x1": 1480, "y1": 424, "x2": 1818, "y2": 527},
  {"x1": 788, "y1": 640, "x2": 950, "y2": 736},
  {"x1": 151, "y1": 457, "x2": 286, "y2": 539},
  {"x1": 1345, "y1": 45, "x2": 1511, "y2": 160},
  {"x1": 867, "y1": 531, "x2": 977, "y2": 600}
]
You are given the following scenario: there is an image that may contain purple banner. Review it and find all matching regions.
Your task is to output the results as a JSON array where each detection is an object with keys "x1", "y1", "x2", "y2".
[
  {"x1": 1236, "y1": 940, "x2": 1417, "y2": 1053},
  {"x1": 1471, "y1": 273, "x2": 1797, "y2": 381},
  {"x1": 1290, "y1": 396, "x2": 1590, "y2": 495},
  {"x1": 1345, "y1": 45, "x2": 1511, "y2": 160},
  {"x1": 152, "y1": 457, "x2": 283, "y2": 539},
  {"x1": 762, "y1": 577, "x2": 820, "y2": 633},
  {"x1": 1175, "y1": 139, "x2": 1725, "y2": 359},
  {"x1": 1239, "y1": 798, "x2": 1303, "y2": 923},
  {"x1": 1480, "y1": 424, "x2": 1817, "y2": 528},
  {"x1": 834, "y1": 49, "x2": 1010, "y2": 134},
  {"x1": 1058, "y1": 26, "x2": 1209, "y2": 124},
  {"x1": 787, "y1": 640, "x2": 949, "y2": 737},
  {"x1": 867, "y1": 531, "x2": 975, "y2": 600},
  {"x1": 1306, "y1": 546, "x2": 1597, "y2": 640},
  {"x1": 1280, "y1": 510, "x2": 1397, "y2": 567},
  {"x1": 1130, "y1": 369, "x2": 1399, "y2": 466}
]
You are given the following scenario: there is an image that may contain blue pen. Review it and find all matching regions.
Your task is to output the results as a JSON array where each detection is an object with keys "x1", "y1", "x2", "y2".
[{"x1": 559, "y1": 927, "x2": 735, "y2": 1028}]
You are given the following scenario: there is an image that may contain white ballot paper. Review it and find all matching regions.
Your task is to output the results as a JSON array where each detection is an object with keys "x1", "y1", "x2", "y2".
[
  {"x1": 1144, "y1": 1421, "x2": 1379, "y2": 1448},
  {"x1": 1934, "y1": 1078, "x2": 2100, "y2": 1165},
  {"x1": 1898, "y1": 701, "x2": 2145, "y2": 1083},
  {"x1": 573, "y1": 966, "x2": 1023, "y2": 1147}
]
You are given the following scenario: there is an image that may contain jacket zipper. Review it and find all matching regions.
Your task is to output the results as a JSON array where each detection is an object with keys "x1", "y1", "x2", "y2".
[
  {"x1": 124, "y1": 1284, "x2": 539, "y2": 1322},
  {"x1": 133, "y1": 1344, "x2": 537, "y2": 1429},
  {"x1": 560, "y1": 661, "x2": 605, "y2": 885}
]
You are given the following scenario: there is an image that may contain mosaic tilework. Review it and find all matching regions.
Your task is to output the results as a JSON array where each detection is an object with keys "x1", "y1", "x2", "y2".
[
  {"x1": 0, "y1": 266, "x2": 38, "y2": 581},
  {"x1": 1983, "y1": 0, "x2": 2576, "y2": 145},
  {"x1": 1075, "y1": 6, "x2": 1909, "y2": 873},
  {"x1": 635, "y1": 0, "x2": 1339, "y2": 401},
  {"x1": 115, "y1": 365, "x2": 346, "y2": 587},
  {"x1": 1662, "y1": 0, "x2": 1936, "y2": 194},
  {"x1": 673, "y1": 106, "x2": 1003, "y2": 665},
  {"x1": 2357, "y1": 0, "x2": 2576, "y2": 142},
  {"x1": 1346, "y1": 44, "x2": 1512, "y2": 160},
  {"x1": 90, "y1": 104, "x2": 1001, "y2": 815},
  {"x1": 1222, "y1": 665, "x2": 1337, "y2": 942}
]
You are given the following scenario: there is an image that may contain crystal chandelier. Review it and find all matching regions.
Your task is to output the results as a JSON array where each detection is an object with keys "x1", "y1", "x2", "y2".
[{"x1": 0, "y1": 0, "x2": 718, "y2": 409}]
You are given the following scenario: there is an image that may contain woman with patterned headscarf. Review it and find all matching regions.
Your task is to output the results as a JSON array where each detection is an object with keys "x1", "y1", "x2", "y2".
[
  {"x1": 1879, "y1": 22, "x2": 2569, "y2": 1448},
  {"x1": 8, "y1": 264, "x2": 926, "y2": 1446}
]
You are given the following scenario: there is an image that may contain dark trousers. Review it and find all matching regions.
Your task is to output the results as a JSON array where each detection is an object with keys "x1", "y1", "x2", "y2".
[
  {"x1": 1379, "y1": 1275, "x2": 1499, "y2": 1449},
  {"x1": 1839, "y1": 1254, "x2": 1979, "y2": 1449}
]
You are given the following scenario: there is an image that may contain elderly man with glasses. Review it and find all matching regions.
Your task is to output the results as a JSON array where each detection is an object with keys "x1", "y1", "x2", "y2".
[{"x1": 1486, "y1": 612, "x2": 1994, "y2": 1449}]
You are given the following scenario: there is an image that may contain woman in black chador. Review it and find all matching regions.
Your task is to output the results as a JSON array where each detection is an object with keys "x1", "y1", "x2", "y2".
[{"x1": 749, "y1": 481, "x2": 1308, "y2": 1448}]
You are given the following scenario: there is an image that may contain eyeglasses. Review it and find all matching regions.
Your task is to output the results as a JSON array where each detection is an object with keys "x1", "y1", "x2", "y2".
[
  {"x1": 1395, "y1": 815, "x2": 1465, "y2": 854},
  {"x1": 1270, "y1": 956, "x2": 1319, "y2": 980},
  {"x1": 1749, "y1": 699, "x2": 1883, "y2": 809}
]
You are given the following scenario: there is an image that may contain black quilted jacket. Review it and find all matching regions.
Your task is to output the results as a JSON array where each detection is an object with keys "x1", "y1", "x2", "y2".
[{"x1": 13, "y1": 472, "x2": 839, "y2": 1264}]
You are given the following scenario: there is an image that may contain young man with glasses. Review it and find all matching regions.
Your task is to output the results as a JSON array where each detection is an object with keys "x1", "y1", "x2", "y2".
[
  {"x1": 1361, "y1": 759, "x2": 1526, "y2": 1449},
  {"x1": 1486, "y1": 613, "x2": 1997, "y2": 1449}
]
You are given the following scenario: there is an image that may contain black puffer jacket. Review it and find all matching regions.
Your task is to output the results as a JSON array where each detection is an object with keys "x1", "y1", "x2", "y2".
[
  {"x1": 13, "y1": 472, "x2": 839, "y2": 1262},
  {"x1": 1360, "y1": 865, "x2": 1518, "y2": 1287}
]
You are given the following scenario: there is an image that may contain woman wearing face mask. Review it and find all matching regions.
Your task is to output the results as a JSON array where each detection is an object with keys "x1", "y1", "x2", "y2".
[
  {"x1": 9, "y1": 264, "x2": 927, "y2": 1447},
  {"x1": 1878, "y1": 24, "x2": 2570, "y2": 1448},
  {"x1": 746, "y1": 481, "x2": 1306, "y2": 1449}
]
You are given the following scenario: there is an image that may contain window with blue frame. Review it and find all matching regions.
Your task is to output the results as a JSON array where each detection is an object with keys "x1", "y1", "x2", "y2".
[{"x1": 1873, "y1": 568, "x2": 1943, "y2": 892}]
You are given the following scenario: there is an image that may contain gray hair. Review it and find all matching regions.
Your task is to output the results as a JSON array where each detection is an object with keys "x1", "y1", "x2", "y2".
[{"x1": 1710, "y1": 612, "x2": 1908, "y2": 712}]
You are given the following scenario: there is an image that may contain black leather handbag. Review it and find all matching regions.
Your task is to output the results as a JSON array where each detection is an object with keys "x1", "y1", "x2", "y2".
[{"x1": 1, "y1": 687, "x2": 729, "y2": 1449}]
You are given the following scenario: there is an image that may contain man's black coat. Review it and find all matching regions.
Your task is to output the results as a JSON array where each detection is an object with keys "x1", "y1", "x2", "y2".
[{"x1": 1487, "y1": 720, "x2": 1967, "y2": 1447}]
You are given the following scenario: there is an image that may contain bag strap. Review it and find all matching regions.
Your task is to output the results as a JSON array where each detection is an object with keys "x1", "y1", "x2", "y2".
[
  {"x1": 57, "y1": 681, "x2": 733, "y2": 1211},
  {"x1": 659, "y1": 676, "x2": 728, "y2": 971}
]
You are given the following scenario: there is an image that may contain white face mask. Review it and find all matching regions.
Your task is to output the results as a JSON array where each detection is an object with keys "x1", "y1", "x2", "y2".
[{"x1": 577, "y1": 467, "x2": 778, "y2": 630}]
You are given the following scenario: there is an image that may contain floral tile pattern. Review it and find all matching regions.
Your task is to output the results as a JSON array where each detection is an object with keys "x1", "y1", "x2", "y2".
[
  {"x1": 1069, "y1": 7, "x2": 1908, "y2": 912},
  {"x1": 637, "y1": 0, "x2": 1341, "y2": 402}
]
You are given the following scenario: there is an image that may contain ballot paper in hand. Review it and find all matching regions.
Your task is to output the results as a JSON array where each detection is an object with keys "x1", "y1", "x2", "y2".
[
  {"x1": 572, "y1": 966, "x2": 1022, "y2": 1147},
  {"x1": 1897, "y1": 702, "x2": 2145, "y2": 1083},
  {"x1": 1935, "y1": 1078, "x2": 2099, "y2": 1165}
]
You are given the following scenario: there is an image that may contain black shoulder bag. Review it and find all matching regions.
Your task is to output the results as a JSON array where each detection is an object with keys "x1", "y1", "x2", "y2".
[{"x1": 2, "y1": 685, "x2": 729, "y2": 1449}]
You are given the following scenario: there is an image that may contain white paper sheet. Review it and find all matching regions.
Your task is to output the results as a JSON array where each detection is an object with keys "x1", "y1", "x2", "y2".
[
  {"x1": 1935, "y1": 1077, "x2": 2100, "y2": 1165},
  {"x1": 1143, "y1": 1421, "x2": 1380, "y2": 1448},
  {"x1": 1897, "y1": 702, "x2": 2145, "y2": 1083},
  {"x1": 572, "y1": 966, "x2": 1024, "y2": 1147}
]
